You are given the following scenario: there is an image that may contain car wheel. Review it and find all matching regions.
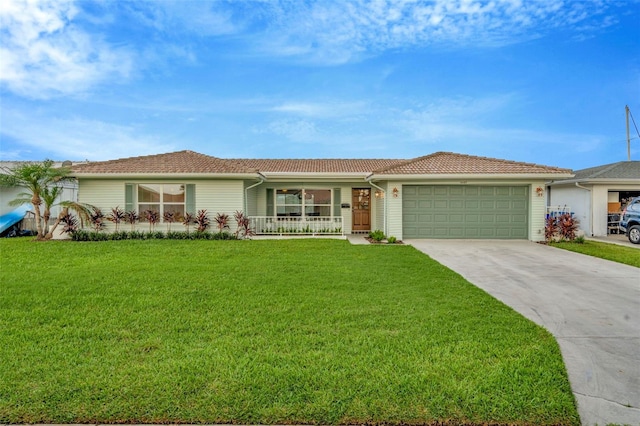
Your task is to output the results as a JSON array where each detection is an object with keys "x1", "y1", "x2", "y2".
[{"x1": 628, "y1": 225, "x2": 640, "y2": 244}]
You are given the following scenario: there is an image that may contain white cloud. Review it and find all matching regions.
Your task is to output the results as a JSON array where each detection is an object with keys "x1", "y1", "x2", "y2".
[
  {"x1": 120, "y1": 0, "x2": 239, "y2": 37},
  {"x1": 243, "y1": 0, "x2": 623, "y2": 64},
  {"x1": 270, "y1": 101, "x2": 369, "y2": 118},
  {"x1": 0, "y1": 109, "x2": 175, "y2": 160},
  {"x1": 0, "y1": 0, "x2": 133, "y2": 98}
]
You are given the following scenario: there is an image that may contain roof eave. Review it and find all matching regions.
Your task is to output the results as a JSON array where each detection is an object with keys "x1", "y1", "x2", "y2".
[
  {"x1": 369, "y1": 173, "x2": 575, "y2": 181},
  {"x1": 548, "y1": 177, "x2": 640, "y2": 186},
  {"x1": 260, "y1": 172, "x2": 370, "y2": 180}
]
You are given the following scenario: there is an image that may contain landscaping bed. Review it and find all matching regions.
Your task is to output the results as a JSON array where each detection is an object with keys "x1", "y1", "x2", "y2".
[{"x1": 0, "y1": 238, "x2": 579, "y2": 425}]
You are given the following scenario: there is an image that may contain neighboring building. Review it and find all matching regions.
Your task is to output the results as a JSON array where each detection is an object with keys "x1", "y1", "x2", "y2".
[
  {"x1": 71, "y1": 151, "x2": 572, "y2": 242},
  {"x1": 547, "y1": 161, "x2": 640, "y2": 236}
]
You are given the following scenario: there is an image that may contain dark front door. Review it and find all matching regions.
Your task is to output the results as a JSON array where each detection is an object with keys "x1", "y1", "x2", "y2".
[{"x1": 352, "y1": 188, "x2": 371, "y2": 232}]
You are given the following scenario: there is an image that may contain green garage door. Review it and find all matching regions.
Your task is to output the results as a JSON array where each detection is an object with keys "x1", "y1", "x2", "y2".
[{"x1": 403, "y1": 185, "x2": 529, "y2": 239}]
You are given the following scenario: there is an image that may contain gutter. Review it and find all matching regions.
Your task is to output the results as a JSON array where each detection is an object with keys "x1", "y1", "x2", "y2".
[
  {"x1": 575, "y1": 182, "x2": 593, "y2": 236},
  {"x1": 365, "y1": 175, "x2": 387, "y2": 236},
  {"x1": 244, "y1": 173, "x2": 266, "y2": 214}
]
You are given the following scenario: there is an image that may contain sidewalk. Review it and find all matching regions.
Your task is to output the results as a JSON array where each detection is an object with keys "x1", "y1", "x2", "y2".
[{"x1": 587, "y1": 233, "x2": 639, "y2": 248}]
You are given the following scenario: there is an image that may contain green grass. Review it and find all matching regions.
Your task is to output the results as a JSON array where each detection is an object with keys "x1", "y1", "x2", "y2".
[
  {"x1": 0, "y1": 238, "x2": 579, "y2": 425},
  {"x1": 551, "y1": 240, "x2": 640, "y2": 268}
]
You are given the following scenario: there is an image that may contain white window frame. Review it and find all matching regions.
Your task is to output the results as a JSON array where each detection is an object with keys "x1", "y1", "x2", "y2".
[{"x1": 275, "y1": 188, "x2": 333, "y2": 218}]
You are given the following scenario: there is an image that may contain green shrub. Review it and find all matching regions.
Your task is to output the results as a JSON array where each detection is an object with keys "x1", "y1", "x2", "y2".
[
  {"x1": 387, "y1": 236, "x2": 397, "y2": 244},
  {"x1": 369, "y1": 229, "x2": 386, "y2": 242}
]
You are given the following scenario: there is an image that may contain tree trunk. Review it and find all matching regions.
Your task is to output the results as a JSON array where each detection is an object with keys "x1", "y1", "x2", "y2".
[
  {"x1": 45, "y1": 207, "x2": 67, "y2": 240},
  {"x1": 31, "y1": 194, "x2": 45, "y2": 240}
]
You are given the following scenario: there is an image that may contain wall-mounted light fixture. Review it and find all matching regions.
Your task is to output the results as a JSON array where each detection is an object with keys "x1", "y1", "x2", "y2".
[
  {"x1": 374, "y1": 190, "x2": 384, "y2": 199},
  {"x1": 392, "y1": 187, "x2": 399, "y2": 198},
  {"x1": 536, "y1": 186, "x2": 544, "y2": 197}
]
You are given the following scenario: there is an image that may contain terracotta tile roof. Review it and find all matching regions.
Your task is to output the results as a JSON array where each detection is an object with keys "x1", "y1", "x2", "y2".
[
  {"x1": 70, "y1": 150, "x2": 571, "y2": 176},
  {"x1": 71, "y1": 151, "x2": 257, "y2": 174},
  {"x1": 229, "y1": 158, "x2": 403, "y2": 173},
  {"x1": 373, "y1": 152, "x2": 572, "y2": 175}
]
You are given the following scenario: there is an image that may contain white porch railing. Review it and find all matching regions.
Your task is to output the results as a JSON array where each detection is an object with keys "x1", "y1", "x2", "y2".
[{"x1": 250, "y1": 216, "x2": 343, "y2": 235}]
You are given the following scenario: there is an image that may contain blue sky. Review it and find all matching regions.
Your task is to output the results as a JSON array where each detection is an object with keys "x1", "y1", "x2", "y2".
[{"x1": 1, "y1": 0, "x2": 639, "y2": 170}]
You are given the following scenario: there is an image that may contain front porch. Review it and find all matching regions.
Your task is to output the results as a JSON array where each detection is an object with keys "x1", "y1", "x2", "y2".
[{"x1": 250, "y1": 216, "x2": 344, "y2": 236}]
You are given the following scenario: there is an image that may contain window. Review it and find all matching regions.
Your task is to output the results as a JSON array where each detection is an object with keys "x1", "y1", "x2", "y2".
[
  {"x1": 275, "y1": 189, "x2": 333, "y2": 217},
  {"x1": 127, "y1": 183, "x2": 191, "y2": 221}
]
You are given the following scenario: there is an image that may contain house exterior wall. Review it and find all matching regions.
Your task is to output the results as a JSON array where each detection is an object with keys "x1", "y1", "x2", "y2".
[
  {"x1": 549, "y1": 185, "x2": 592, "y2": 234},
  {"x1": 592, "y1": 185, "x2": 609, "y2": 237},
  {"x1": 529, "y1": 181, "x2": 547, "y2": 242},
  {"x1": 386, "y1": 183, "x2": 404, "y2": 240},
  {"x1": 78, "y1": 178, "x2": 244, "y2": 232},
  {"x1": 371, "y1": 182, "x2": 387, "y2": 232}
]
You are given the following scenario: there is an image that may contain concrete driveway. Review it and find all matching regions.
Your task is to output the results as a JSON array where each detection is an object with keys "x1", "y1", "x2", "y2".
[{"x1": 405, "y1": 239, "x2": 640, "y2": 426}]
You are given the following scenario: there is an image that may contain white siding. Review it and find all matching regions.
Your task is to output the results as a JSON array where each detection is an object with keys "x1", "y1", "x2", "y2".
[
  {"x1": 386, "y1": 184, "x2": 403, "y2": 239},
  {"x1": 529, "y1": 181, "x2": 546, "y2": 242}
]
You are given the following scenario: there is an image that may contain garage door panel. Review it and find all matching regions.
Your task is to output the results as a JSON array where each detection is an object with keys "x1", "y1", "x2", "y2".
[
  {"x1": 403, "y1": 185, "x2": 528, "y2": 239},
  {"x1": 434, "y1": 214, "x2": 449, "y2": 223},
  {"x1": 417, "y1": 186, "x2": 433, "y2": 196},
  {"x1": 465, "y1": 187, "x2": 480, "y2": 196},
  {"x1": 434, "y1": 200, "x2": 448, "y2": 209},
  {"x1": 449, "y1": 213, "x2": 464, "y2": 223},
  {"x1": 465, "y1": 214, "x2": 479, "y2": 223},
  {"x1": 512, "y1": 200, "x2": 527, "y2": 209},
  {"x1": 480, "y1": 200, "x2": 495, "y2": 209},
  {"x1": 496, "y1": 200, "x2": 511, "y2": 209},
  {"x1": 479, "y1": 214, "x2": 495, "y2": 223},
  {"x1": 512, "y1": 187, "x2": 527, "y2": 197}
]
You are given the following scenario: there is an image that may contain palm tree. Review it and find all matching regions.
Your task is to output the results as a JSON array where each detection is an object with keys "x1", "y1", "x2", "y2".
[
  {"x1": 0, "y1": 160, "x2": 95, "y2": 240},
  {"x1": 41, "y1": 185, "x2": 63, "y2": 235},
  {"x1": 0, "y1": 160, "x2": 72, "y2": 240}
]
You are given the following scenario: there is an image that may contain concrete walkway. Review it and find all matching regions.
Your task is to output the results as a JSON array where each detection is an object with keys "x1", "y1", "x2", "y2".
[
  {"x1": 405, "y1": 239, "x2": 640, "y2": 426},
  {"x1": 588, "y1": 233, "x2": 640, "y2": 249}
]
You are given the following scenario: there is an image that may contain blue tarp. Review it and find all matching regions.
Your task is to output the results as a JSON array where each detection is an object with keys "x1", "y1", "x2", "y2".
[{"x1": 0, "y1": 204, "x2": 32, "y2": 234}]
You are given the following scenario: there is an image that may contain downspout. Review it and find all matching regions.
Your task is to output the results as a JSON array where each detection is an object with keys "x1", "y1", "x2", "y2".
[
  {"x1": 365, "y1": 175, "x2": 387, "y2": 236},
  {"x1": 575, "y1": 182, "x2": 593, "y2": 236},
  {"x1": 244, "y1": 173, "x2": 266, "y2": 214}
]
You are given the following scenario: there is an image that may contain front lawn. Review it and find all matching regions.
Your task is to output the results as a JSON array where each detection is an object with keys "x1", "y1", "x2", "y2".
[
  {"x1": 551, "y1": 240, "x2": 640, "y2": 268},
  {"x1": 0, "y1": 238, "x2": 579, "y2": 425}
]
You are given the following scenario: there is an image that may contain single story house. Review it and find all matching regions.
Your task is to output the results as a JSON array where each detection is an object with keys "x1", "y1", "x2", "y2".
[
  {"x1": 70, "y1": 150, "x2": 573, "y2": 241},
  {"x1": 547, "y1": 161, "x2": 640, "y2": 236}
]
